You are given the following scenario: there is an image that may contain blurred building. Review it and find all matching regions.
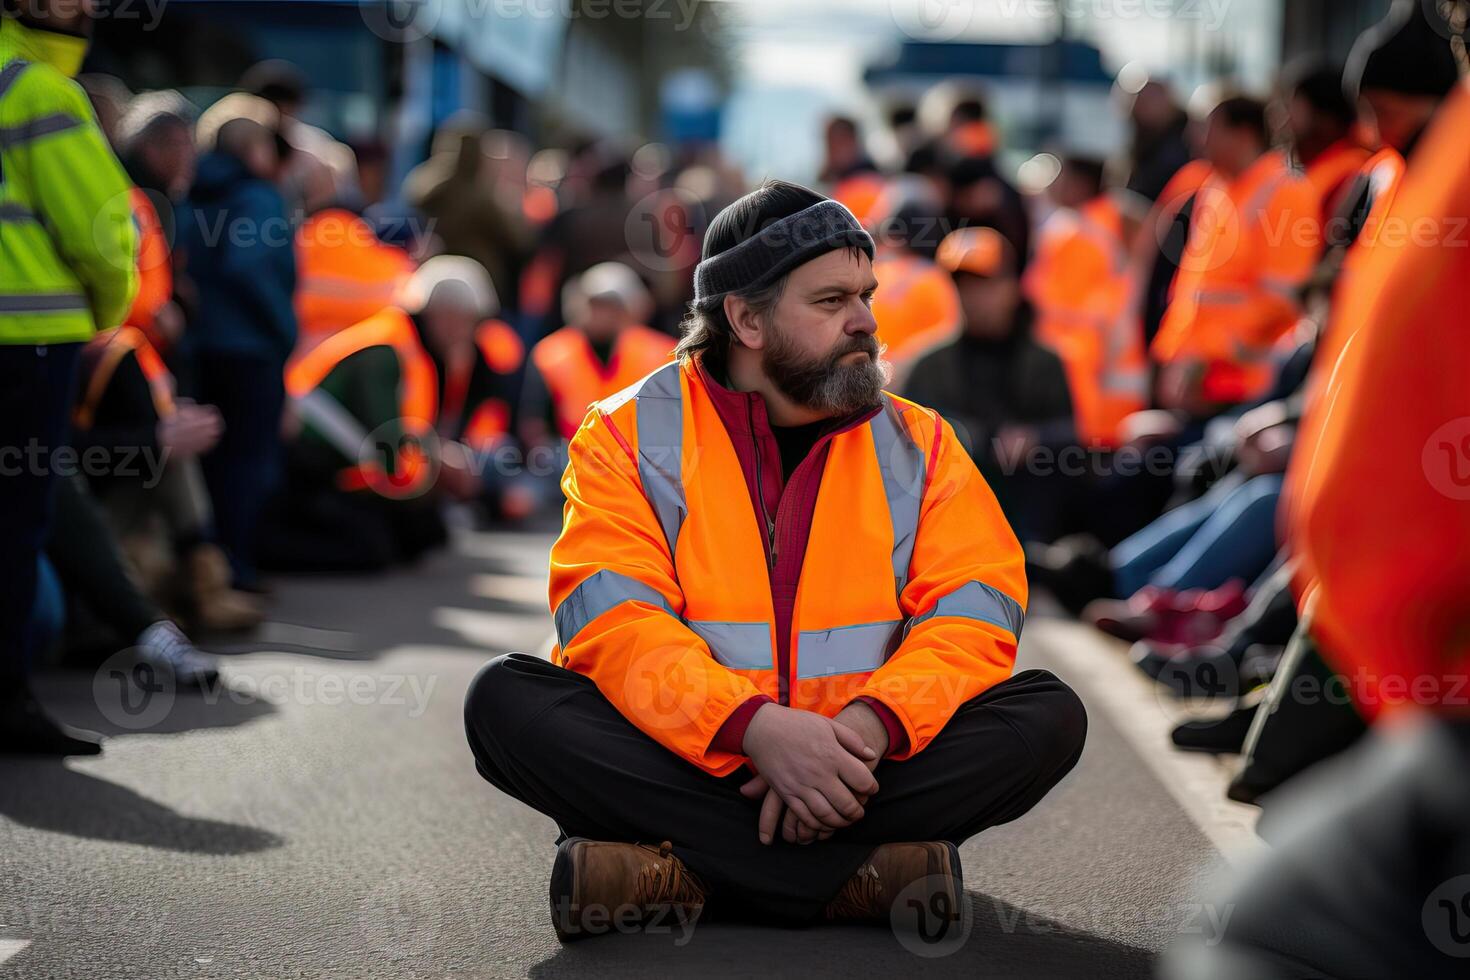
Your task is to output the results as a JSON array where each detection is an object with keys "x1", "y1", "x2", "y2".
[
  {"x1": 1279, "y1": 0, "x2": 1391, "y2": 61},
  {"x1": 87, "y1": 0, "x2": 729, "y2": 170},
  {"x1": 863, "y1": 39, "x2": 1125, "y2": 159}
]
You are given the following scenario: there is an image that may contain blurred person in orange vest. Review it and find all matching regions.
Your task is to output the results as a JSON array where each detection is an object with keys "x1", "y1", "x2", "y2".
[
  {"x1": 293, "y1": 205, "x2": 416, "y2": 351},
  {"x1": 269, "y1": 256, "x2": 525, "y2": 570},
  {"x1": 463, "y1": 180, "x2": 1084, "y2": 937},
  {"x1": 71, "y1": 326, "x2": 263, "y2": 632},
  {"x1": 521, "y1": 262, "x2": 674, "y2": 444},
  {"x1": 867, "y1": 184, "x2": 962, "y2": 386},
  {"x1": 1282, "y1": 62, "x2": 1371, "y2": 225},
  {"x1": 945, "y1": 95, "x2": 997, "y2": 160},
  {"x1": 1165, "y1": 74, "x2": 1470, "y2": 980},
  {"x1": 1150, "y1": 94, "x2": 1320, "y2": 415},
  {"x1": 1025, "y1": 156, "x2": 1147, "y2": 448}
]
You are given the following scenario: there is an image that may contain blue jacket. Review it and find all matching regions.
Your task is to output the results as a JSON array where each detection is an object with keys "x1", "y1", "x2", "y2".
[{"x1": 176, "y1": 151, "x2": 297, "y2": 362}]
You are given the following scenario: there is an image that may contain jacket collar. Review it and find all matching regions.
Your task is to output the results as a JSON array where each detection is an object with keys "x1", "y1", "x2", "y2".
[{"x1": 0, "y1": 17, "x2": 89, "y2": 78}]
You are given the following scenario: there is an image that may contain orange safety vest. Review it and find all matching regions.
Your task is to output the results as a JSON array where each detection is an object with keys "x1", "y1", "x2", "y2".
[
  {"x1": 1302, "y1": 137, "x2": 1373, "y2": 226},
  {"x1": 1151, "y1": 151, "x2": 1321, "y2": 404},
  {"x1": 531, "y1": 324, "x2": 675, "y2": 439},
  {"x1": 294, "y1": 209, "x2": 415, "y2": 345},
  {"x1": 286, "y1": 306, "x2": 438, "y2": 497},
  {"x1": 550, "y1": 358, "x2": 1027, "y2": 775},
  {"x1": 1024, "y1": 194, "x2": 1145, "y2": 447},
  {"x1": 871, "y1": 250, "x2": 962, "y2": 384},
  {"x1": 73, "y1": 325, "x2": 176, "y2": 430},
  {"x1": 1286, "y1": 82, "x2": 1470, "y2": 720},
  {"x1": 123, "y1": 188, "x2": 173, "y2": 349}
]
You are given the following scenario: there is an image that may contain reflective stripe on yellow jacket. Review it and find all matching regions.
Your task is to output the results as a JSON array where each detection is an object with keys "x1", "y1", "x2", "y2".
[
  {"x1": 549, "y1": 358, "x2": 1027, "y2": 775},
  {"x1": 0, "y1": 17, "x2": 136, "y2": 343}
]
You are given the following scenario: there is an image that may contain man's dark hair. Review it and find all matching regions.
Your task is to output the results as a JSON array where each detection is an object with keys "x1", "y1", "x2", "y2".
[
  {"x1": 239, "y1": 60, "x2": 309, "y2": 109},
  {"x1": 950, "y1": 97, "x2": 988, "y2": 123},
  {"x1": 676, "y1": 179, "x2": 831, "y2": 371},
  {"x1": 1288, "y1": 62, "x2": 1355, "y2": 127},
  {"x1": 1061, "y1": 156, "x2": 1106, "y2": 198},
  {"x1": 1212, "y1": 95, "x2": 1269, "y2": 146}
]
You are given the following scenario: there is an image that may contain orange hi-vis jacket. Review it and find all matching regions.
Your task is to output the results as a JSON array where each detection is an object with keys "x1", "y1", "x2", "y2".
[
  {"x1": 123, "y1": 188, "x2": 173, "y2": 349},
  {"x1": 530, "y1": 324, "x2": 674, "y2": 439},
  {"x1": 73, "y1": 325, "x2": 175, "y2": 430},
  {"x1": 1024, "y1": 194, "x2": 1145, "y2": 447},
  {"x1": 1302, "y1": 137, "x2": 1372, "y2": 226},
  {"x1": 1151, "y1": 151, "x2": 1320, "y2": 404},
  {"x1": 1286, "y1": 82, "x2": 1470, "y2": 721},
  {"x1": 286, "y1": 306, "x2": 522, "y2": 495},
  {"x1": 548, "y1": 357, "x2": 1028, "y2": 775},
  {"x1": 871, "y1": 250, "x2": 961, "y2": 384},
  {"x1": 294, "y1": 208, "x2": 415, "y2": 344}
]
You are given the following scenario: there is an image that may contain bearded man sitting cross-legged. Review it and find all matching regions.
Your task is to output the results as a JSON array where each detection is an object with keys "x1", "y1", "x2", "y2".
[{"x1": 464, "y1": 179, "x2": 1086, "y2": 939}]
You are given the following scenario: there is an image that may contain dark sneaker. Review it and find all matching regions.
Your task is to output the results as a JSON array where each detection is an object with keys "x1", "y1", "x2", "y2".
[
  {"x1": 0, "y1": 688, "x2": 103, "y2": 756},
  {"x1": 825, "y1": 841, "x2": 962, "y2": 923},
  {"x1": 548, "y1": 838, "x2": 707, "y2": 942}
]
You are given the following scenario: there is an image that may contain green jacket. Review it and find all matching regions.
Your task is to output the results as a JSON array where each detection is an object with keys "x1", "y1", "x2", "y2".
[{"x1": 0, "y1": 15, "x2": 136, "y2": 344}]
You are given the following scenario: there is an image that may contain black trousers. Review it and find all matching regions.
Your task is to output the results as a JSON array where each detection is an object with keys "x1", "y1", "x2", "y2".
[
  {"x1": 464, "y1": 653, "x2": 1087, "y2": 922},
  {"x1": 0, "y1": 342, "x2": 82, "y2": 685}
]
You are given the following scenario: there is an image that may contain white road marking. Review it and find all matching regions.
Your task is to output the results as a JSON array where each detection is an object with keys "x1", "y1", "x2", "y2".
[
  {"x1": 0, "y1": 939, "x2": 31, "y2": 965},
  {"x1": 469, "y1": 573, "x2": 550, "y2": 607},
  {"x1": 1026, "y1": 617, "x2": 1262, "y2": 862}
]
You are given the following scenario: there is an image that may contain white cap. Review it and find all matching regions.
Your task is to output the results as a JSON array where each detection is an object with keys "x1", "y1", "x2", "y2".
[
  {"x1": 401, "y1": 254, "x2": 499, "y2": 318},
  {"x1": 562, "y1": 262, "x2": 651, "y2": 323}
]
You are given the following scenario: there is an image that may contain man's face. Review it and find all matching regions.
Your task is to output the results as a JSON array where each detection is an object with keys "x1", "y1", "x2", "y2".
[
  {"x1": 957, "y1": 271, "x2": 1020, "y2": 340},
  {"x1": 1201, "y1": 112, "x2": 1245, "y2": 174},
  {"x1": 760, "y1": 248, "x2": 886, "y2": 416},
  {"x1": 421, "y1": 304, "x2": 479, "y2": 359},
  {"x1": 20, "y1": 0, "x2": 95, "y2": 34},
  {"x1": 581, "y1": 296, "x2": 629, "y2": 344},
  {"x1": 144, "y1": 121, "x2": 197, "y2": 199}
]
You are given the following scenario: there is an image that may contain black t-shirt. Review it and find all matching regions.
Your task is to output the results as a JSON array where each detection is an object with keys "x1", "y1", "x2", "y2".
[{"x1": 771, "y1": 419, "x2": 828, "y2": 480}]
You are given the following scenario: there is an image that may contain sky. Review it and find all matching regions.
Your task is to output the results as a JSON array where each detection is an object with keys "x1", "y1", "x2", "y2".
[{"x1": 714, "y1": 0, "x2": 1282, "y2": 182}]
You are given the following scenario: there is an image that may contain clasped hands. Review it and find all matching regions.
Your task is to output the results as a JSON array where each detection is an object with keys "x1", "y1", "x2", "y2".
[{"x1": 738, "y1": 700, "x2": 888, "y2": 846}]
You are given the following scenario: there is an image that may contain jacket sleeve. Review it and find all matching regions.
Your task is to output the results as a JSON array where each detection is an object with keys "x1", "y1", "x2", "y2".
[
  {"x1": 220, "y1": 183, "x2": 299, "y2": 357},
  {"x1": 19, "y1": 70, "x2": 137, "y2": 330},
  {"x1": 548, "y1": 406, "x2": 768, "y2": 776},
  {"x1": 853, "y1": 413, "x2": 1028, "y2": 759}
]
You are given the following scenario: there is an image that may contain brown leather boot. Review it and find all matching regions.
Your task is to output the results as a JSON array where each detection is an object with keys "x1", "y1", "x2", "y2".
[
  {"x1": 185, "y1": 545, "x2": 264, "y2": 633},
  {"x1": 824, "y1": 841, "x2": 963, "y2": 922},
  {"x1": 548, "y1": 838, "x2": 707, "y2": 942}
]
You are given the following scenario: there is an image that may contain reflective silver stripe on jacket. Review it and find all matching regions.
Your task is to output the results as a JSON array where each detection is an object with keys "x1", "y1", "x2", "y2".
[
  {"x1": 632, "y1": 363, "x2": 686, "y2": 557},
  {"x1": 0, "y1": 112, "x2": 82, "y2": 149},
  {"x1": 0, "y1": 60, "x2": 28, "y2": 100},
  {"x1": 906, "y1": 580, "x2": 1025, "y2": 641},
  {"x1": 795, "y1": 619, "x2": 902, "y2": 679},
  {"x1": 688, "y1": 620, "x2": 773, "y2": 671},
  {"x1": 0, "y1": 201, "x2": 37, "y2": 223},
  {"x1": 554, "y1": 569, "x2": 678, "y2": 648},
  {"x1": 0, "y1": 292, "x2": 89, "y2": 313},
  {"x1": 868, "y1": 398, "x2": 926, "y2": 596}
]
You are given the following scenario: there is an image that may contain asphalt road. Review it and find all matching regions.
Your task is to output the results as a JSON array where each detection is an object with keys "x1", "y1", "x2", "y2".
[{"x1": 1, "y1": 528, "x2": 1244, "y2": 979}]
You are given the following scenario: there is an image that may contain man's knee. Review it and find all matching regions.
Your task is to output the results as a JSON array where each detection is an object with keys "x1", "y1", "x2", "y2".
[
  {"x1": 1007, "y1": 669, "x2": 1088, "y2": 777},
  {"x1": 463, "y1": 653, "x2": 539, "y2": 752}
]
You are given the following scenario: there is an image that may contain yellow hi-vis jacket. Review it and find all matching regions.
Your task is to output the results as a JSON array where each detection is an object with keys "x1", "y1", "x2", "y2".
[
  {"x1": 548, "y1": 357, "x2": 1028, "y2": 776},
  {"x1": 0, "y1": 16, "x2": 136, "y2": 344}
]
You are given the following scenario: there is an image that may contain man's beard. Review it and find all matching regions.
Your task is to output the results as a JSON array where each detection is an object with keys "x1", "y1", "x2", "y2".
[{"x1": 761, "y1": 322, "x2": 889, "y2": 416}]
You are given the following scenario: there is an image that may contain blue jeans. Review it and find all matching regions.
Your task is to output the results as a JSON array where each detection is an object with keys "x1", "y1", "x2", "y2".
[{"x1": 1111, "y1": 472, "x2": 1284, "y2": 598}]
